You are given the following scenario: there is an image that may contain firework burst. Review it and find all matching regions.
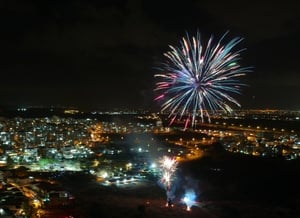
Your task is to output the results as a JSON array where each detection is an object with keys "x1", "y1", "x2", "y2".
[
  {"x1": 159, "y1": 156, "x2": 178, "y2": 205},
  {"x1": 154, "y1": 30, "x2": 252, "y2": 129},
  {"x1": 159, "y1": 156, "x2": 178, "y2": 189}
]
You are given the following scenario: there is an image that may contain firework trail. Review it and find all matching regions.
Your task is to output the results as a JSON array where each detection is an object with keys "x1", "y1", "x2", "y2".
[
  {"x1": 159, "y1": 156, "x2": 178, "y2": 205},
  {"x1": 154, "y1": 30, "x2": 252, "y2": 129}
]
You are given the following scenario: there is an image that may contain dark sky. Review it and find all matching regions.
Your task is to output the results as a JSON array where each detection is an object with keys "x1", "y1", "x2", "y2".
[{"x1": 0, "y1": 0, "x2": 299, "y2": 111}]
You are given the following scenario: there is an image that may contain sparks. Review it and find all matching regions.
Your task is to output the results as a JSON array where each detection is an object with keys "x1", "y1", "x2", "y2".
[
  {"x1": 159, "y1": 156, "x2": 178, "y2": 206},
  {"x1": 154, "y1": 30, "x2": 252, "y2": 129}
]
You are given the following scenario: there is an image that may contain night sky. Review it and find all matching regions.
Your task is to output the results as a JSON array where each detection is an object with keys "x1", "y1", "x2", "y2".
[{"x1": 0, "y1": 0, "x2": 299, "y2": 111}]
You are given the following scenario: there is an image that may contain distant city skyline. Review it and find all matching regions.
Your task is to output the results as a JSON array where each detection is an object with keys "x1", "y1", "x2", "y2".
[{"x1": 0, "y1": 0, "x2": 299, "y2": 110}]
